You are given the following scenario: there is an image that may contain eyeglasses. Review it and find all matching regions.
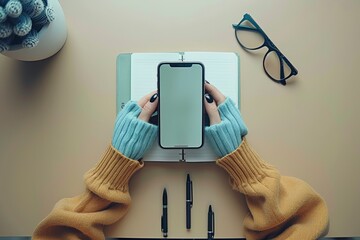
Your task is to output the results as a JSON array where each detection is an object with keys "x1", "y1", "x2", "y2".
[{"x1": 233, "y1": 13, "x2": 298, "y2": 85}]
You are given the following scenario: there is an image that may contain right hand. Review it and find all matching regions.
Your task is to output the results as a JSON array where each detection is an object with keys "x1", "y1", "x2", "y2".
[{"x1": 204, "y1": 82, "x2": 248, "y2": 157}]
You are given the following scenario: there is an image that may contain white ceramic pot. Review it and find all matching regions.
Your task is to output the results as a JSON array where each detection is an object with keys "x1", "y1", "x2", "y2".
[{"x1": 2, "y1": 0, "x2": 67, "y2": 61}]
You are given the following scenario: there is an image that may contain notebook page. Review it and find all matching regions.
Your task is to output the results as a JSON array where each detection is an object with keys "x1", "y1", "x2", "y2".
[
  {"x1": 184, "y1": 52, "x2": 239, "y2": 107},
  {"x1": 131, "y1": 53, "x2": 183, "y2": 161},
  {"x1": 183, "y1": 52, "x2": 239, "y2": 161},
  {"x1": 130, "y1": 52, "x2": 239, "y2": 162},
  {"x1": 131, "y1": 53, "x2": 180, "y2": 100}
]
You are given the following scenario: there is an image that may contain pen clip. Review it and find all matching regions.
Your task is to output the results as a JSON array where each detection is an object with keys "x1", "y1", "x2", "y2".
[
  {"x1": 190, "y1": 180, "x2": 193, "y2": 207},
  {"x1": 212, "y1": 211, "x2": 215, "y2": 237}
]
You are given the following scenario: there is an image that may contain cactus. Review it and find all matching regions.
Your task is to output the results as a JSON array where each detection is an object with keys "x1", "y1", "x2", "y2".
[{"x1": 0, "y1": 0, "x2": 55, "y2": 53}]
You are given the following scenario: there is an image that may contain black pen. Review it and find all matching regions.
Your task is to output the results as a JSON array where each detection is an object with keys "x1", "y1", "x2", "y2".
[
  {"x1": 161, "y1": 188, "x2": 168, "y2": 237},
  {"x1": 208, "y1": 205, "x2": 215, "y2": 240},
  {"x1": 186, "y1": 174, "x2": 193, "y2": 229}
]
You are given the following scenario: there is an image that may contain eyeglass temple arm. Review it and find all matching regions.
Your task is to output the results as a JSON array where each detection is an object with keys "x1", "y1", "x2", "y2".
[{"x1": 282, "y1": 56, "x2": 298, "y2": 75}]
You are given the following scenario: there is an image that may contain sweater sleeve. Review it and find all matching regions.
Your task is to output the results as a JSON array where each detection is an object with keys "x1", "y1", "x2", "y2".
[
  {"x1": 32, "y1": 145, "x2": 143, "y2": 240},
  {"x1": 216, "y1": 138, "x2": 329, "y2": 240}
]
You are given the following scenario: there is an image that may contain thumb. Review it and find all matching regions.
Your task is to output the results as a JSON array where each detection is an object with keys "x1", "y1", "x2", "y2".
[
  {"x1": 204, "y1": 93, "x2": 221, "y2": 125},
  {"x1": 138, "y1": 93, "x2": 158, "y2": 122}
]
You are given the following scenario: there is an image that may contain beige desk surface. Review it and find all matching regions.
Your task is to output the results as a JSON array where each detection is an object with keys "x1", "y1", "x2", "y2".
[{"x1": 1, "y1": 0, "x2": 360, "y2": 238}]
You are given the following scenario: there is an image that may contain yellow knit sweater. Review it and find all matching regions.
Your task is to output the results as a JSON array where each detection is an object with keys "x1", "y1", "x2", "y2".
[{"x1": 33, "y1": 139, "x2": 328, "y2": 239}]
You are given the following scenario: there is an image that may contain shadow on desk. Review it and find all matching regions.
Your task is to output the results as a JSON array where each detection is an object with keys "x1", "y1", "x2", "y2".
[{"x1": 1, "y1": 237, "x2": 359, "y2": 240}]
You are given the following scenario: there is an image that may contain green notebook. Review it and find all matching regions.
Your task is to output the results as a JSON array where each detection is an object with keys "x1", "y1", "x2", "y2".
[{"x1": 116, "y1": 52, "x2": 240, "y2": 162}]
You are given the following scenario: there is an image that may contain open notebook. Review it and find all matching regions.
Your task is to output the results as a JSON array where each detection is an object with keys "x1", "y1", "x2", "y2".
[{"x1": 116, "y1": 52, "x2": 240, "y2": 162}]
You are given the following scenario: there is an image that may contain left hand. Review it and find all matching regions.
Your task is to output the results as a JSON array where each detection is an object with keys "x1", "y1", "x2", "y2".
[
  {"x1": 112, "y1": 91, "x2": 158, "y2": 160},
  {"x1": 137, "y1": 91, "x2": 158, "y2": 122}
]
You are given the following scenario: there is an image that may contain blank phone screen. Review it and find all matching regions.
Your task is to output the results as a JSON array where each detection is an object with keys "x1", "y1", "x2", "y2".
[{"x1": 158, "y1": 63, "x2": 204, "y2": 148}]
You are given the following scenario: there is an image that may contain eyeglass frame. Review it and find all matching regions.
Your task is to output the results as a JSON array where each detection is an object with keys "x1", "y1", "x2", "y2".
[{"x1": 233, "y1": 13, "x2": 298, "y2": 85}]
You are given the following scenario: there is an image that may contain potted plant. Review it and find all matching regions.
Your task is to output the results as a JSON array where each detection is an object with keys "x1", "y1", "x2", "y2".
[{"x1": 0, "y1": 0, "x2": 67, "y2": 61}]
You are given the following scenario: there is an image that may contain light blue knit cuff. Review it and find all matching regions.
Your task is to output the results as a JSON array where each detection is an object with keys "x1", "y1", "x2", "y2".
[
  {"x1": 205, "y1": 97, "x2": 248, "y2": 157},
  {"x1": 112, "y1": 101, "x2": 158, "y2": 160}
]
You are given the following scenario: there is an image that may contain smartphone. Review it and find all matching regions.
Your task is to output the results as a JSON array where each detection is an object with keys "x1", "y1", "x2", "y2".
[{"x1": 157, "y1": 62, "x2": 204, "y2": 149}]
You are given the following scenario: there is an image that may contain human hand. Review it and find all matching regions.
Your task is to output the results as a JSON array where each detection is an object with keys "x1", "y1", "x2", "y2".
[
  {"x1": 204, "y1": 83, "x2": 248, "y2": 157},
  {"x1": 112, "y1": 91, "x2": 159, "y2": 160}
]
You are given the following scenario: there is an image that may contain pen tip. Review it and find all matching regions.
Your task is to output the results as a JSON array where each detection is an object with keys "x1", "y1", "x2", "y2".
[
  {"x1": 209, "y1": 205, "x2": 212, "y2": 211},
  {"x1": 187, "y1": 174, "x2": 190, "y2": 180}
]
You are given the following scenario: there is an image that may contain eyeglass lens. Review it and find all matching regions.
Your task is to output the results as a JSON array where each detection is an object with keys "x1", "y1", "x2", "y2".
[
  {"x1": 235, "y1": 20, "x2": 264, "y2": 49},
  {"x1": 264, "y1": 51, "x2": 292, "y2": 81}
]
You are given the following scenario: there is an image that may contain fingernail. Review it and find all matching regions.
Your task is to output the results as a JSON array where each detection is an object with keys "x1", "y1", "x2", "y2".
[
  {"x1": 205, "y1": 93, "x2": 214, "y2": 103},
  {"x1": 205, "y1": 80, "x2": 210, "y2": 84},
  {"x1": 150, "y1": 93, "x2": 158, "y2": 103}
]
